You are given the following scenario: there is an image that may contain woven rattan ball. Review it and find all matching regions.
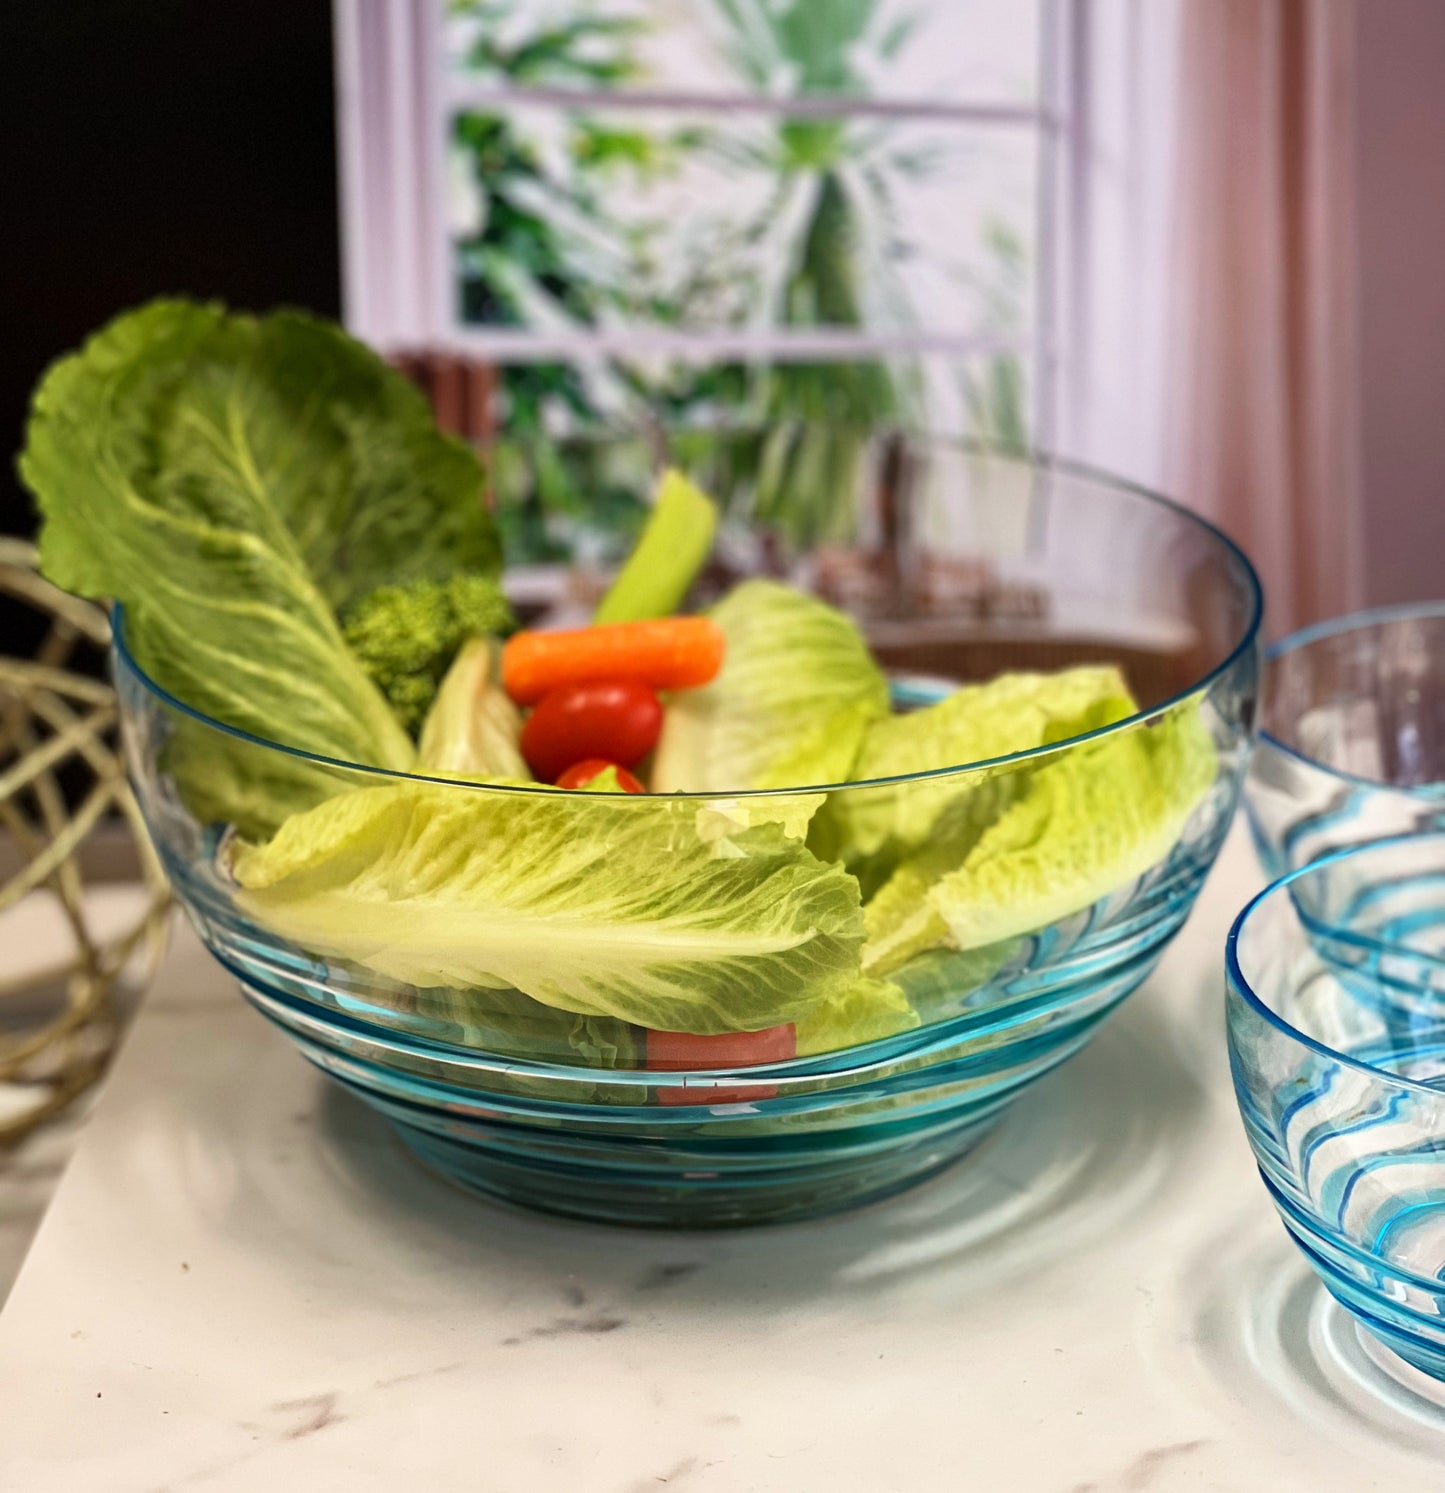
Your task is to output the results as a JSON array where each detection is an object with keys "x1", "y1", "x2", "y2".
[{"x1": 0, "y1": 539, "x2": 169, "y2": 1144}]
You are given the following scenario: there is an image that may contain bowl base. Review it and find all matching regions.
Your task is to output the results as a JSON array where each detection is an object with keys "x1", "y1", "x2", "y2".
[
  {"x1": 1353, "y1": 1318, "x2": 1445, "y2": 1398},
  {"x1": 388, "y1": 1112, "x2": 1001, "y2": 1229}
]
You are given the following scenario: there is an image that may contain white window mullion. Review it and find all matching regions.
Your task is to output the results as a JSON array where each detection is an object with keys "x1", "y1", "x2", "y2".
[
  {"x1": 438, "y1": 327, "x2": 1036, "y2": 365},
  {"x1": 441, "y1": 77, "x2": 1057, "y2": 130},
  {"x1": 413, "y1": 0, "x2": 453, "y2": 343},
  {"x1": 333, "y1": 0, "x2": 393, "y2": 339},
  {"x1": 381, "y1": 0, "x2": 426, "y2": 341}
]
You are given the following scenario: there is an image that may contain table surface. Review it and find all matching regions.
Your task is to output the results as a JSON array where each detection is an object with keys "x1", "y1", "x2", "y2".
[{"x1": 3, "y1": 827, "x2": 1445, "y2": 1492}]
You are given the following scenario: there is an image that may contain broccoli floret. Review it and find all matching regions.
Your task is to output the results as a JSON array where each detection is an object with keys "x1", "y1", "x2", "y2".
[{"x1": 342, "y1": 573, "x2": 513, "y2": 735}]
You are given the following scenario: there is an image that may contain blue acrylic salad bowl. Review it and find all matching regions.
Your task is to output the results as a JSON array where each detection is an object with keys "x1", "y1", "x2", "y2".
[
  {"x1": 1247, "y1": 603, "x2": 1445, "y2": 878},
  {"x1": 1228, "y1": 832, "x2": 1445, "y2": 1383},
  {"x1": 111, "y1": 443, "x2": 1261, "y2": 1227}
]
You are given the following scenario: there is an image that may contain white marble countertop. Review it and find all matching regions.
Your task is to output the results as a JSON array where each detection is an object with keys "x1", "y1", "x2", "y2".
[{"x1": 3, "y1": 826, "x2": 1445, "y2": 1492}]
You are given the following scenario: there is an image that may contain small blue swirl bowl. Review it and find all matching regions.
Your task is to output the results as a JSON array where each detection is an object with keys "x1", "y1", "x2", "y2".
[
  {"x1": 113, "y1": 445, "x2": 1260, "y2": 1227},
  {"x1": 1228, "y1": 833, "x2": 1445, "y2": 1381},
  {"x1": 1247, "y1": 603, "x2": 1445, "y2": 877}
]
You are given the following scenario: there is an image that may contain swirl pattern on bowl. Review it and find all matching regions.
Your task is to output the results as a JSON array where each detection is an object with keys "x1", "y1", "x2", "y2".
[
  {"x1": 1248, "y1": 605, "x2": 1445, "y2": 878},
  {"x1": 1228, "y1": 833, "x2": 1445, "y2": 1380}
]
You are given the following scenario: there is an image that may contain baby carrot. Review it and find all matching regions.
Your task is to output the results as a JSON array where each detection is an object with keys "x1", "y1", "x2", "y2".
[{"x1": 502, "y1": 616, "x2": 725, "y2": 705}]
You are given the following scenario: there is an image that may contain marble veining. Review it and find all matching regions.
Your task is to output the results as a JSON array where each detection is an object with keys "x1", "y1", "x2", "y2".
[
  {"x1": 501, "y1": 1312, "x2": 628, "y2": 1345},
  {"x1": 263, "y1": 1393, "x2": 345, "y2": 1441},
  {"x1": 1068, "y1": 1439, "x2": 1210, "y2": 1493},
  {"x1": 623, "y1": 1455, "x2": 701, "y2": 1492},
  {"x1": 635, "y1": 1262, "x2": 705, "y2": 1291}
]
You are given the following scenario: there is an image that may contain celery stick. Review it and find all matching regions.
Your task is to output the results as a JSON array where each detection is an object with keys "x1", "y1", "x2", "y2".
[{"x1": 594, "y1": 468, "x2": 719, "y2": 623}]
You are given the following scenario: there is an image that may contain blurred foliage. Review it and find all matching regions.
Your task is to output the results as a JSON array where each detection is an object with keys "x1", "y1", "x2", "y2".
[
  {"x1": 697, "y1": 0, "x2": 929, "y2": 544},
  {"x1": 450, "y1": 1, "x2": 667, "y2": 558},
  {"x1": 447, "y1": 0, "x2": 1032, "y2": 559},
  {"x1": 712, "y1": 0, "x2": 919, "y2": 94}
]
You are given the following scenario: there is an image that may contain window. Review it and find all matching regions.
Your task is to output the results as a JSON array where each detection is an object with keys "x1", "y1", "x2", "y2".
[{"x1": 335, "y1": 0, "x2": 1177, "y2": 559}]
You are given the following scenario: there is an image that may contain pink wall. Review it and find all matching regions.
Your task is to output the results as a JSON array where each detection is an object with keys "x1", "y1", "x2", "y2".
[{"x1": 1357, "y1": 0, "x2": 1445, "y2": 606}]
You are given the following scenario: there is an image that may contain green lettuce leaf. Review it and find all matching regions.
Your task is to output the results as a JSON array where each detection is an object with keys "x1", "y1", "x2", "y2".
[
  {"x1": 21, "y1": 300, "x2": 504, "y2": 823},
  {"x1": 577, "y1": 765, "x2": 630, "y2": 793},
  {"x1": 161, "y1": 727, "x2": 355, "y2": 844},
  {"x1": 863, "y1": 701, "x2": 1216, "y2": 975},
  {"x1": 417, "y1": 638, "x2": 527, "y2": 780},
  {"x1": 405, "y1": 980, "x2": 641, "y2": 1069},
  {"x1": 231, "y1": 780, "x2": 866, "y2": 1034},
  {"x1": 692, "y1": 794, "x2": 826, "y2": 845},
  {"x1": 794, "y1": 976, "x2": 919, "y2": 1056},
  {"x1": 818, "y1": 666, "x2": 1137, "y2": 886},
  {"x1": 855, "y1": 771, "x2": 1035, "y2": 971},
  {"x1": 651, "y1": 579, "x2": 889, "y2": 792},
  {"x1": 889, "y1": 944, "x2": 1020, "y2": 1022}
]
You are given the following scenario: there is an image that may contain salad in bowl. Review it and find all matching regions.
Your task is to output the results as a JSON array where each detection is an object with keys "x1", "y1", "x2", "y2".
[{"x1": 21, "y1": 301, "x2": 1261, "y2": 1225}]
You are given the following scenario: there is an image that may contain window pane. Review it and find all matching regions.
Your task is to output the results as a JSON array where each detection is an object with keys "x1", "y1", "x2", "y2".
[
  {"x1": 466, "y1": 351, "x2": 1033, "y2": 566},
  {"x1": 448, "y1": 101, "x2": 1038, "y2": 345},
  {"x1": 445, "y1": 0, "x2": 1041, "y2": 108}
]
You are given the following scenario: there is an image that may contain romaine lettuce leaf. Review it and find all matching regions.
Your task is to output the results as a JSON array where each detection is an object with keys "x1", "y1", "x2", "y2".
[
  {"x1": 651, "y1": 579, "x2": 889, "y2": 792},
  {"x1": 21, "y1": 300, "x2": 505, "y2": 824},
  {"x1": 794, "y1": 975, "x2": 919, "y2": 1056},
  {"x1": 889, "y1": 943, "x2": 1020, "y2": 1021},
  {"x1": 232, "y1": 780, "x2": 866, "y2": 1034},
  {"x1": 405, "y1": 979, "x2": 641, "y2": 1068},
  {"x1": 819, "y1": 666, "x2": 1137, "y2": 886},
  {"x1": 863, "y1": 701, "x2": 1216, "y2": 974},
  {"x1": 856, "y1": 770, "x2": 1034, "y2": 971},
  {"x1": 577, "y1": 765, "x2": 631, "y2": 793},
  {"x1": 417, "y1": 638, "x2": 527, "y2": 780},
  {"x1": 693, "y1": 795, "x2": 826, "y2": 845}
]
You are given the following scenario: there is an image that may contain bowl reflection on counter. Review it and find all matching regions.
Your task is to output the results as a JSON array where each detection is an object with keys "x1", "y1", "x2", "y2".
[{"x1": 114, "y1": 444, "x2": 1261, "y2": 1228}]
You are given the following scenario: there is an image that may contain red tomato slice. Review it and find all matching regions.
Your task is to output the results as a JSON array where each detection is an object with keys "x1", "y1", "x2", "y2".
[
  {"x1": 555, "y1": 759, "x2": 645, "y2": 792},
  {"x1": 647, "y1": 1024, "x2": 796, "y2": 1106},
  {"x1": 521, "y1": 679, "x2": 662, "y2": 784}
]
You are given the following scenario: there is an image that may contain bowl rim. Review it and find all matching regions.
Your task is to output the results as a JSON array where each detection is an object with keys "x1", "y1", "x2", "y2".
[
  {"x1": 1226, "y1": 830, "x2": 1445, "y2": 1098},
  {"x1": 110, "y1": 450, "x2": 1263, "y2": 800},
  {"x1": 1260, "y1": 600, "x2": 1445, "y2": 796}
]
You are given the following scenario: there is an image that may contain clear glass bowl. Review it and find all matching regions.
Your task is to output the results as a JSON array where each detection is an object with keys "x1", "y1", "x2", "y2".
[
  {"x1": 1247, "y1": 604, "x2": 1445, "y2": 877},
  {"x1": 114, "y1": 442, "x2": 1261, "y2": 1227},
  {"x1": 1228, "y1": 833, "x2": 1445, "y2": 1382}
]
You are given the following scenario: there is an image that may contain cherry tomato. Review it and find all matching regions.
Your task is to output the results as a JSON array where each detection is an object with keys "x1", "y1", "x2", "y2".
[
  {"x1": 555, "y1": 759, "x2": 645, "y2": 793},
  {"x1": 646, "y1": 1024, "x2": 796, "y2": 1106},
  {"x1": 520, "y1": 678, "x2": 662, "y2": 783}
]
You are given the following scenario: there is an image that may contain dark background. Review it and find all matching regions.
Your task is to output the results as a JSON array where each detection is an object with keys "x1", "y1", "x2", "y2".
[{"x1": 0, "y1": 1, "x2": 341, "y2": 547}]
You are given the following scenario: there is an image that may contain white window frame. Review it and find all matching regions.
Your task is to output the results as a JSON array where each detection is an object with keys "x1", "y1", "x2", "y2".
[{"x1": 333, "y1": 0, "x2": 1178, "y2": 477}]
